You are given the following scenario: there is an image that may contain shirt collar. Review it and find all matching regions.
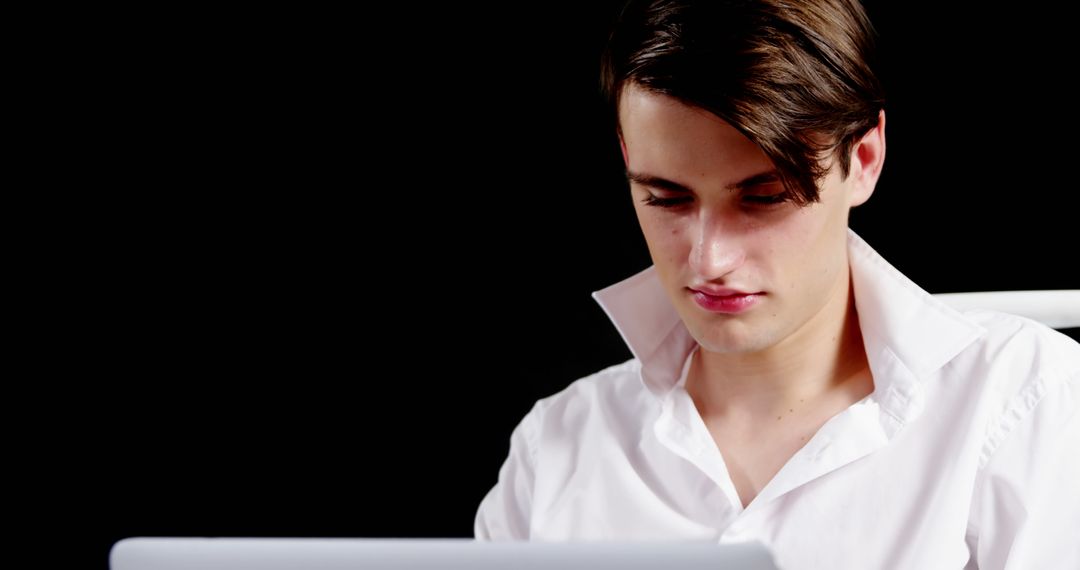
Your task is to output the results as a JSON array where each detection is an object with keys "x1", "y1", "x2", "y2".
[{"x1": 591, "y1": 229, "x2": 986, "y2": 421}]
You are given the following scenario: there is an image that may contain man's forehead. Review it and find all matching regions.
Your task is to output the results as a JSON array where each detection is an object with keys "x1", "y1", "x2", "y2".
[{"x1": 619, "y1": 94, "x2": 770, "y2": 185}]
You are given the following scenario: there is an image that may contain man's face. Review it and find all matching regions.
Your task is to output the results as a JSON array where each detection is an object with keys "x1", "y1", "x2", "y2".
[{"x1": 618, "y1": 84, "x2": 866, "y2": 356}]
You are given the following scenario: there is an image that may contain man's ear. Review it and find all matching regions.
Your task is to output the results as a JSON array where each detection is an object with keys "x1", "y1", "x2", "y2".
[{"x1": 849, "y1": 109, "x2": 886, "y2": 207}]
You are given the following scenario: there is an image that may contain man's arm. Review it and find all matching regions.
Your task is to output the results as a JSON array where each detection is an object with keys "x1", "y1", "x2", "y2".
[
  {"x1": 474, "y1": 401, "x2": 543, "y2": 540},
  {"x1": 966, "y1": 368, "x2": 1079, "y2": 568}
]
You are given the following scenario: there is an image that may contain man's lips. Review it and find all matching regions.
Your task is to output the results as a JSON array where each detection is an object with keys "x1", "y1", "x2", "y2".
[
  {"x1": 687, "y1": 287, "x2": 764, "y2": 314},
  {"x1": 688, "y1": 286, "x2": 760, "y2": 297}
]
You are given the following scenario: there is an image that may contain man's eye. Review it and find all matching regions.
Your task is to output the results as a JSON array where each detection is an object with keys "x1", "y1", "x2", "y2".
[
  {"x1": 641, "y1": 193, "x2": 790, "y2": 208},
  {"x1": 743, "y1": 193, "x2": 790, "y2": 205},
  {"x1": 641, "y1": 195, "x2": 691, "y2": 208}
]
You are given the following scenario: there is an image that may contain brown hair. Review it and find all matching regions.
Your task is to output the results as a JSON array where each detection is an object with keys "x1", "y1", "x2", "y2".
[{"x1": 600, "y1": 0, "x2": 885, "y2": 206}]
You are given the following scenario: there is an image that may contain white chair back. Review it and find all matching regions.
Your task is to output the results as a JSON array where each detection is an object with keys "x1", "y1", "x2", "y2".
[{"x1": 933, "y1": 290, "x2": 1080, "y2": 329}]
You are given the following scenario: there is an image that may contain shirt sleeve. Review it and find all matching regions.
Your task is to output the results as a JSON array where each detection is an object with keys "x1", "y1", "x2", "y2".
[
  {"x1": 474, "y1": 400, "x2": 543, "y2": 540},
  {"x1": 966, "y1": 368, "x2": 1080, "y2": 569}
]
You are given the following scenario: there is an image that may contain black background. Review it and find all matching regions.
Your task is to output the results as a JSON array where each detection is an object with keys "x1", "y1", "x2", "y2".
[{"x1": 63, "y1": 2, "x2": 1077, "y2": 567}]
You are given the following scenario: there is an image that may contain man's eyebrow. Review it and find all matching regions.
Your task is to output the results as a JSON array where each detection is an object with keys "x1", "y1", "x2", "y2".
[{"x1": 625, "y1": 169, "x2": 780, "y2": 193}]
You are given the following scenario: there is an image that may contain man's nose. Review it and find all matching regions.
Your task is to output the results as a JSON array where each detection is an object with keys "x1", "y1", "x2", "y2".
[{"x1": 688, "y1": 211, "x2": 745, "y2": 279}]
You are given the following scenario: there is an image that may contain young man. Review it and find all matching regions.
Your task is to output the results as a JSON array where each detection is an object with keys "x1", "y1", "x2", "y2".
[{"x1": 474, "y1": 1, "x2": 1079, "y2": 568}]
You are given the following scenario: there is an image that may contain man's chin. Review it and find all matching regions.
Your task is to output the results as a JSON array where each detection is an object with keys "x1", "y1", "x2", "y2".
[
  {"x1": 697, "y1": 338, "x2": 768, "y2": 355},
  {"x1": 687, "y1": 319, "x2": 776, "y2": 355}
]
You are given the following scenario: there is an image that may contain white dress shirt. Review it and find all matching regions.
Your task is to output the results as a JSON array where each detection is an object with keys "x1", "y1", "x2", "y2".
[{"x1": 474, "y1": 229, "x2": 1080, "y2": 569}]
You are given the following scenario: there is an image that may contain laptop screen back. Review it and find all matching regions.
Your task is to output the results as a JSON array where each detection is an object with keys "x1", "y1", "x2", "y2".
[{"x1": 110, "y1": 537, "x2": 779, "y2": 570}]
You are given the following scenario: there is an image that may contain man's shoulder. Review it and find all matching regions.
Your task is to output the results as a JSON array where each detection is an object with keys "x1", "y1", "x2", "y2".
[
  {"x1": 948, "y1": 309, "x2": 1079, "y2": 437},
  {"x1": 525, "y1": 357, "x2": 654, "y2": 434},
  {"x1": 539, "y1": 356, "x2": 649, "y2": 408},
  {"x1": 945, "y1": 309, "x2": 1079, "y2": 473},
  {"x1": 959, "y1": 308, "x2": 1080, "y2": 379}
]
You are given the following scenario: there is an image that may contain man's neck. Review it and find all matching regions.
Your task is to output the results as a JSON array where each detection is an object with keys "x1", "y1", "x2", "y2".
[{"x1": 686, "y1": 272, "x2": 870, "y2": 423}]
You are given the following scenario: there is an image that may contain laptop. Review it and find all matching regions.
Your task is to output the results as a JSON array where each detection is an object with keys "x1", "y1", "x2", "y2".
[{"x1": 110, "y1": 537, "x2": 779, "y2": 570}]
